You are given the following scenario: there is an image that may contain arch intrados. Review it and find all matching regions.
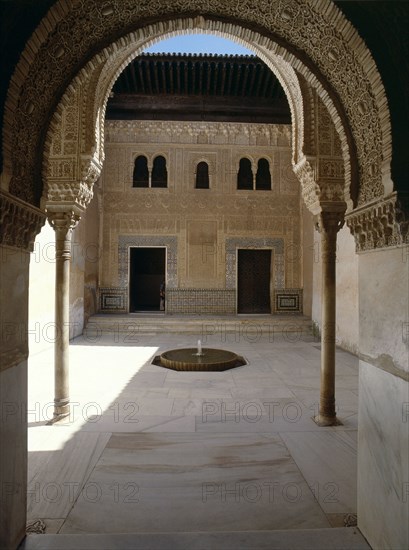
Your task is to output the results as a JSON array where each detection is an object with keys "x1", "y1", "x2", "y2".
[{"x1": 93, "y1": 20, "x2": 350, "y2": 172}]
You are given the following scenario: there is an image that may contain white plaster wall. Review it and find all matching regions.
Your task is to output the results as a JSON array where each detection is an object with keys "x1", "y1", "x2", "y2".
[
  {"x1": 28, "y1": 222, "x2": 56, "y2": 355},
  {"x1": 311, "y1": 223, "x2": 359, "y2": 354},
  {"x1": 301, "y1": 203, "x2": 314, "y2": 317},
  {"x1": 336, "y1": 225, "x2": 359, "y2": 353},
  {"x1": 70, "y1": 217, "x2": 86, "y2": 339},
  {"x1": 28, "y1": 192, "x2": 100, "y2": 347},
  {"x1": 84, "y1": 189, "x2": 100, "y2": 324},
  {"x1": 359, "y1": 245, "x2": 409, "y2": 374},
  {"x1": 312, "y1": 226, "x2": 321, "y2": 336},
  {"x1": 0, "y1": 245, "x2": 30, "y2": 548},
  {"x1": 70, "y1": 192, "x2": 100, "y2": 338},
  {"x1": 357, "y1": 246, "x2": 409, "y2": 550},
  {"x1": 358, "y1": 361, "x2": 409, "y2": 549},
  {"x1": 0, "y1": 360, "x2": 28, "y2": 548}
]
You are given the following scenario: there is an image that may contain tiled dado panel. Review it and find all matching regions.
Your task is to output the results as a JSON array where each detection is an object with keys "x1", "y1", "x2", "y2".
[
  {"x1": 274, "y1": 289, "x2": 303, "y2": 313},
  {"x1": 167, "y1": 289, "x2": 235, "y2": 314},
  {"x1": 99, "y1": 287, "x2": 127, "y2": 313}
]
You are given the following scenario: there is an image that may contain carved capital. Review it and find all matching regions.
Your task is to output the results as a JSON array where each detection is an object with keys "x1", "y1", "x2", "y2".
[
  {"x1": 47, "y1": 210, "x2": 81, "y2": 236},
  {"x1": 295, "y1": 157, "x2": 347, "y2": 217},
  {"x1": 0, "y1": 191, "x2": 45, "y2": 251},
  {"x1": 315, "y1": 211, "x2": 345, "y2": 236},
  {"x1": 316, "y1": 211, "x2": 345, "y2": 265},
  {"x1": 346, "y1": 192, "x2": 409, "y2": 252},
  {"x1": 43, "y1": 156, "x2": 102, "y2": 211},
  {"x1": 294, "y1": 156, "x2": 321, "y2": 214}
]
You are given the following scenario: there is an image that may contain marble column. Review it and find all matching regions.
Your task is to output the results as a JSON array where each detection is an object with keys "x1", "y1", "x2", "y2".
[
  {"x1": 0, "y1": 191, "x2": 45, "y2": 549},
  {"x1": 47, "y1": 211, "x2": 80, "y2": 421},
  {"x1": 315, "y1": 210, "x2": 344, "y2": 426}
]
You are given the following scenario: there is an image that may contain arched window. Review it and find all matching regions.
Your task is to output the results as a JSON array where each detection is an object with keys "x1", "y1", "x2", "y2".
[
  {"x1": 256, "y1": 158, "x2": 271, "y2": 190},
  {"x1": 237, "y1": 158, "x2": 253, "y2": 190},
  {"x1": 152, "y1": 156, "x2": 167, "y2": 188},
  {"x1": 133, "y1": 155, "x2": 149, "y2": 187},
  {"x1": 196, "y1": 161, "x2": 209, "y2": 189}
]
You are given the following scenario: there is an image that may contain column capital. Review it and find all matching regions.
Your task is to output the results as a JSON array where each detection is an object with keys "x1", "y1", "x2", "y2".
[
  {"x1": 315, "y1": 210, "x2": 345, "y2": 235},
  {"x1": 46, "y1": 209, "x2": 81, "y2": 234}
]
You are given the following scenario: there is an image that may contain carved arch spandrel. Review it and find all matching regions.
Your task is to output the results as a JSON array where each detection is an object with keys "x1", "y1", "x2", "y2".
[{"x1": 3, "y1": 0, "x2": 391, "y2": 212}]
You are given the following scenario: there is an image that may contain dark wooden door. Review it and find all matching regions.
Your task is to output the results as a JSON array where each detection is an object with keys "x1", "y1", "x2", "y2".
[
  {"x1": 237, "y1": 249, "x2": 271, "y2": 313},
  {"x1": 129, "y1": 248, "x2": 166, "y2": 312}
]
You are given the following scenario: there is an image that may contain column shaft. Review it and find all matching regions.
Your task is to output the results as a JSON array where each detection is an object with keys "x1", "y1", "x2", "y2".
[
  {"x1": 315, "y1": 211, "x2": 343, "y2": 426},
  {"x1": 54, "y1": 226, "x2": 72, "y2": 418},
  {"x1": 48, "y1": 211, "x2": 80, "y2": 421}
]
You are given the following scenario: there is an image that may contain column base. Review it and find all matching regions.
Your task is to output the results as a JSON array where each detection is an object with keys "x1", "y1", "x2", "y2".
[
  {"x1": 313, "y1": 414, "x2": 343, "y2": 427},
  {"x1": 47, "y1": 411, "x2": 70, "y2": 425},
  {"x1": 47, "y1": 399, "x2": 70, "y2": 424}
]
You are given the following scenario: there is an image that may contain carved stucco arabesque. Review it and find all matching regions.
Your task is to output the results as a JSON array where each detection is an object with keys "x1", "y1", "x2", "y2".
[
  {"x1": 0, "y1": 191, "x2": 45, "y2": 252},
  {"x1": 3, "y1": 0, "x2": 405, "y2": 251},
  {"x1": 100, "y1": 119, "x2": 301, "y2": 291},
  {"x1": 295, "y1": 92, "x2": 347, "y2": 215}
]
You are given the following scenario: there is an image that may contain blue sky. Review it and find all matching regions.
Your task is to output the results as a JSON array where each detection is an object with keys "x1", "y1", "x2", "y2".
[{"x1": 144, "y1": 34, "x2": 252, "y2": 55}]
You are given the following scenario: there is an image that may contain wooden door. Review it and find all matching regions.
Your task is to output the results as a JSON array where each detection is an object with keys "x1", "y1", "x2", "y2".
[
  {"x1": 237, "y1": 249, "x2": 271, "y2": 313},
  {"x1": 129, "y1": 248, "x2": 166, "y2": 312}
]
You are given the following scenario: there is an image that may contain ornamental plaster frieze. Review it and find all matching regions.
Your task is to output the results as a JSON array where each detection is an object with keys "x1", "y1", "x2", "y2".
[
  {"x1": 0, "y1": 191, "x2": 45, "y2": 252},
  {"x1": 104, "y1": 121, "x2": 292, "y2": 147},
  {"x1": 346, "y1": 193, "x2": 409, "y2": 252},
  {"x1": 103, "y1": 192, "x2": 299, "y2": 216}
]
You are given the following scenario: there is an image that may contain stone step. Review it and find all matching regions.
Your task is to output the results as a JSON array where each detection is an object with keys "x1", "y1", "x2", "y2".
[
  {"x1": 20, "y1": 528, "x2": 370, "y2": 550},
  {"x1": 84, "y1": 313, "x2": 313, "y2": 336}
]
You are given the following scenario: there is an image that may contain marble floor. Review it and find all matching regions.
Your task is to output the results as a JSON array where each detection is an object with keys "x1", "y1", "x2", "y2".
[{"x1": 25, "y1": 328, "x2": 365, "y2": 547}]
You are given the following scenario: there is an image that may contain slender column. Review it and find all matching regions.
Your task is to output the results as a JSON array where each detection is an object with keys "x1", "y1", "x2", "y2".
[
  {"x1": 315, "y1": 210, "x2": 344, "y2": 426},
  {"x1": 48, "y1": 211, "x2": 80, "y2": 421}
]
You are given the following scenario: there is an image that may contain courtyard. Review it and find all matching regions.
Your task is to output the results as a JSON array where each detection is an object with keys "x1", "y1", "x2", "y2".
[{"x1": 22, "y1": 321, "x2": 368, "y2": 548}]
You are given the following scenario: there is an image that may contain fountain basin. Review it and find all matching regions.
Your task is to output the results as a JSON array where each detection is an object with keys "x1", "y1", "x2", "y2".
[{"x1": 153, "y1": 348, "x2": 246, "y2": 371}]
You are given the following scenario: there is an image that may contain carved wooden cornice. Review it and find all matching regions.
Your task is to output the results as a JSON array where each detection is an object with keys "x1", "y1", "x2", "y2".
[
  {"x1": 0, "y1": 191, "x2": 45, "y2": 251},
  {"x1": 346, "y1": 192, "x2": 409, "y2": 251}
]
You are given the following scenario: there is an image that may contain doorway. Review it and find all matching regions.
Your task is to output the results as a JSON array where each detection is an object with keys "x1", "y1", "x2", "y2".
[
  {"x1": 129, "y1": 247, "x2": 166, "y2": 312},
  {"x1": 237, "y1": 249, "x2": 271, "y2": 313}
]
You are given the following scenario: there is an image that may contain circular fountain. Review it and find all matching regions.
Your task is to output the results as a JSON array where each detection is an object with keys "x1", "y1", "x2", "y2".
[{"x1": 153, "y1": 341, "x2": 246, "y2": 372}]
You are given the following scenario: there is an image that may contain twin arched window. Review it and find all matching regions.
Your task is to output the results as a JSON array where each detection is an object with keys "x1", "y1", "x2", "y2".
[
  {"x1": 237, "y1": 157, "x2": 271, "y2": 190},
  {"x1": 132, "y1": 155, "x2": 270, "y2": 190},
  {"x1": 133, "y1": 155, "x2": 168, "y2": 188}
]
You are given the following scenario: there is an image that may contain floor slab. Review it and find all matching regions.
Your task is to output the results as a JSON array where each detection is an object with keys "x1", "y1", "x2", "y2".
[
  {"x1": 27, "y1": 332, "x2": 359, "y2": 537},
  {"x1": 59, "y1": 433, "x2": 330, "y2": 534}
]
